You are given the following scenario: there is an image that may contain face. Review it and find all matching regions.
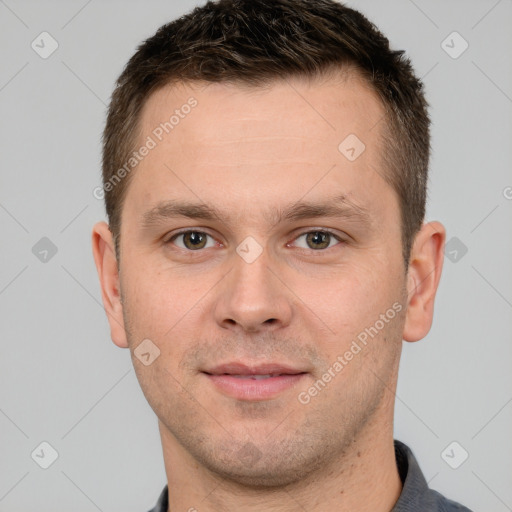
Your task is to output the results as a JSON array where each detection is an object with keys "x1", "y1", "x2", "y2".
[{"x1": 103, "y1": 73, "x2": 413, "y2": 486}]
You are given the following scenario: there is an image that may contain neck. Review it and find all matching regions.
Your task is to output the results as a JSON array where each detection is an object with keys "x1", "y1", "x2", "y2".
[{"x1": 159, "y1": 407, "x2": 402, "y2": 512}]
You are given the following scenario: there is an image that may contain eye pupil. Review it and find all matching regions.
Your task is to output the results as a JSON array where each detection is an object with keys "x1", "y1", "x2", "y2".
[
  {"x1": 306, "y1": 231, "x2": 330, "y2": 250},
  {"x1": 184, "y1": 232, "x2": 207, "y2": 250}
]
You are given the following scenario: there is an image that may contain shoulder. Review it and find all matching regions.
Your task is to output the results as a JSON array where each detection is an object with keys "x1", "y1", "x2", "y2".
[
  {"x1": 392, "y1": 440, "x2": 473, "y2": 512},
  {"x1": 146, "y1": 484, "x2": 168, "y2": 512}
]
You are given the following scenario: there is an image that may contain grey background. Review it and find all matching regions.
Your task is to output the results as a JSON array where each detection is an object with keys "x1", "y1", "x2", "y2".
[{"x1": 1, "y1": 0, "x2": 511, "y2": 510}]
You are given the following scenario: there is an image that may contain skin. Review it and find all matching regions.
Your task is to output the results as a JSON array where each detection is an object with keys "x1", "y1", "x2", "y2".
[{"x1": 92, "y1": 71, "x2": 445, "y2": 512}]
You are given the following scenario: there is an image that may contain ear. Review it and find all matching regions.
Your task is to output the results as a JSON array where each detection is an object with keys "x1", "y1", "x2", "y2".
[
  {"x1": 402, "y1": 221, "x2": 446, "y2": 343},
  {"x1": 91, "y1": 221, "x2": 128, "y2": 348}
]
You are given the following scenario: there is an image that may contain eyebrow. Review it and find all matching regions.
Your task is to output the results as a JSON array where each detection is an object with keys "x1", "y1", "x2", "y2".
[{"x1": 140, "y1": 194, "x2": 373, "y2": 230}]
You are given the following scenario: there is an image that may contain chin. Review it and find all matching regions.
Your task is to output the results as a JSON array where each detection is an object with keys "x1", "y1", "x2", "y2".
[
  {"x1": 210, "y1": 464, "x2": 308, "y2": 489},
  {"x1": 199, "y1": 442, "x2": 327, "y2": 489}
]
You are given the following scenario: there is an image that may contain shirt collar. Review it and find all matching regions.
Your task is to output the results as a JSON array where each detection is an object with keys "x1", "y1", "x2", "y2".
[{"x1": 391, "y1": 439, "x2": 431, "y2": 511}]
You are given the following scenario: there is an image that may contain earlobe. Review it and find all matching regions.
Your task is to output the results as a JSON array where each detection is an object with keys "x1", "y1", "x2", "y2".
[
  {"x1": 402, "y1": 221, "x2": 446, "y2": 343},
  {"x1": 91, "y1": 221, "x2": 129, "y2": 348}
]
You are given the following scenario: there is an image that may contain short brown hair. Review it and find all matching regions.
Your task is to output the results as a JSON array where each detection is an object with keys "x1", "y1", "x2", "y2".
[{"x1": 101, "y1": 0, "x2": 430, "y2": 269}]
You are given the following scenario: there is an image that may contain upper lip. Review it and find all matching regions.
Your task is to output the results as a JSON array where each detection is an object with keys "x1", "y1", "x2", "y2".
[{"x1": 203, "y1": 362, "x2": 307, "y2": 376}]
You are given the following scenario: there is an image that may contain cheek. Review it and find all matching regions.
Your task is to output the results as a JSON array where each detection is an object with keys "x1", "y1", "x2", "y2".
[
  {"x1": 301, "y1": 268, "x2": 383, "y2": 331},
  {"x1": 121, "y1": 255, "x2": 174, "y2": 316},
  {"x1": 295, "y1": 257, "x2": 404, "y2": 359},
  {"x1": 121, "y1": 264, "x2": 214, "y2": 367},
  {"x1": 120, "y1": 263, "x2": 177, "y2": 345}
]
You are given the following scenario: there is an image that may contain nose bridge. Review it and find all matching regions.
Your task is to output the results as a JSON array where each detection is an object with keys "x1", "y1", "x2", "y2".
[{"x1": 214, "y1": 242, "x2": 292, "y2": 331}]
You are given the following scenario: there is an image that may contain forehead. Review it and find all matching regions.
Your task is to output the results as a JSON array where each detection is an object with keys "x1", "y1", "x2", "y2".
[
  {"x1": 141, "y1": 72, "x2": 385, "y2": 151},
  {"x1": 125, "y1": 72, "x2": 395, "y2": 227}
]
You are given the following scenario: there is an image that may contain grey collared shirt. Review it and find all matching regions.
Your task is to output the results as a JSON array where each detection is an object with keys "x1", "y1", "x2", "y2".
[{"x1": 146, "y1": 440, "x2": 473, "y2": 511}]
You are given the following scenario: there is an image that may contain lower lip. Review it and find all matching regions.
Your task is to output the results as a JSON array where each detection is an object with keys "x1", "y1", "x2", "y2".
[{"x1": 204, "y1": 373, "x2": 307, "y2": 401}]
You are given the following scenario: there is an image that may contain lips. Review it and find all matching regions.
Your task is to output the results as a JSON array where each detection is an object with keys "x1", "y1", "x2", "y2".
[
  {"x1": 203, "y1": 362, "x2": 306, "y2": 377},
  {"x1": 229, "y1": 374, "x2": 283, "y2": 379},
  {"x1": 202, "y1": 362, "x2": 307, "y2": 401}
]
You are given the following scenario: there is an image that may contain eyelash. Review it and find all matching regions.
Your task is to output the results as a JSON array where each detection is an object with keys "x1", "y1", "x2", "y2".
[{"x1": 165, "y1": 229, "x2": 345, "y2": 252}]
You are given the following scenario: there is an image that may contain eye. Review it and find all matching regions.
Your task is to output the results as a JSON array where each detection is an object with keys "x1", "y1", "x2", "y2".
[
  {"x1": 167, "y1": 230, "x2": 217, "y2": 251},
  {"x1": 291, "y1": 230, "x2": 343, "y2": 250}
]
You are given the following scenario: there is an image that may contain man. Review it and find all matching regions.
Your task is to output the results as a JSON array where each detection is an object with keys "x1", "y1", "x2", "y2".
[{"x1": 91, "y1": 0, "x2": 472, "y2": 510}]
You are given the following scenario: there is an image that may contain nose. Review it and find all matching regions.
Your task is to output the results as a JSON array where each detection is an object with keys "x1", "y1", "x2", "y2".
[{"x1": 213, "y1": 245, "x2": 293, "y2": 333}]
